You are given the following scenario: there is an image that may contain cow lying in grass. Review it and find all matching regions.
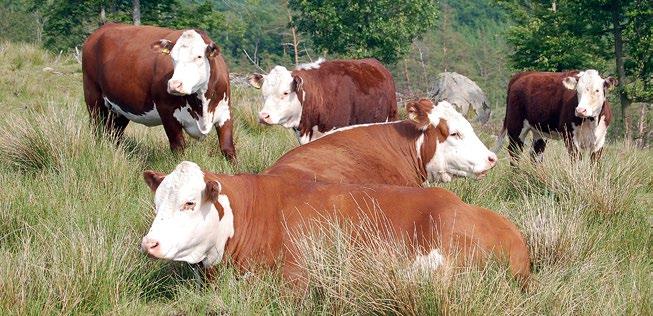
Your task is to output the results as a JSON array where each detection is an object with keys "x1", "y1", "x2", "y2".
[
  {"x1": 141, "y1": 161, "x2": 530, "y2": 286},
  {"x1": 263, "y1": 99, "x2": 498, "y2": 186}
]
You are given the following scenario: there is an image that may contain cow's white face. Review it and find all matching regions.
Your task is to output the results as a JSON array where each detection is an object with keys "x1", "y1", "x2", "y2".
[
  {"x1": 247, "y1": 66, "x2": 303, "y2": 128},
  {"x1": 154, "y1": 30, "x2": 218, "y2": 96},
  {"x1": 141, "y1": 161, "x2": 234, "y2": 266},
  {"x1": 563, "y1": 70, "x2": 617, "y2": 118},
  {"x1": 409, "y1": 100, "x2": 497, "y2": 182}
]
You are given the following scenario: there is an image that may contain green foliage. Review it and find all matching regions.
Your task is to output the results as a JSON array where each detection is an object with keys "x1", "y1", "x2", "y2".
[
  {"x1": 501, "y1": 0, "x2": 653, "y2": 102},
  {"x1": 289, "y1": 0, "x2": 439, "y2": 64}
]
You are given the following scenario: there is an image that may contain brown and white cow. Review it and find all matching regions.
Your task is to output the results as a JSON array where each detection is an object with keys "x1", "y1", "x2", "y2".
[
  {"x1": 141, "y1": 161, "x2": 530, "y2": 285},
  {"x1": 263, "y1": 99, "x2": 497, "y2": 186},
  {"x1": 495, "y1": 70, "x2": 617, "y2": 163},
  {"x1": 82, "y1": 23, "x2": 235, "y2": 159},
  {"x1": 247, "y1": 58, "x2": 397, "y2": 144}
]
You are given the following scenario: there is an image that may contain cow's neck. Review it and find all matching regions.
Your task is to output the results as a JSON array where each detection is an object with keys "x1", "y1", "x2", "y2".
[{"x1": 206, "y1": 174, "x2": 285, "y2": 270}]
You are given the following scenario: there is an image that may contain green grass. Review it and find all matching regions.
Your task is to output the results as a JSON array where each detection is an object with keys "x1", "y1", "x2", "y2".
[{"x1": 0, "y1": 42, "x2": 651, "y2": 315}]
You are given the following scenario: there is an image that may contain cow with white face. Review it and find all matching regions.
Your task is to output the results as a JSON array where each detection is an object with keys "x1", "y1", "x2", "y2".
[
  {"x1": 496, "y1": 69, "x2": 616, "y2": 163},
  {"x1": 248, "y1": 58, "x2": 398, "y2": 144},
  {"x1": 562, "y1": 70, "x2": 618, "y2": 118},
  {"x1": 82, "y1": 24, "x2": 235, "y2": 159},
  {"x1": 140, "y1": 161, "x2": 530, "y2": 285},
  {"x1": 263, "y1": 99, "x2": 497, "y2": 187},
  {"x1": 408, "y1": 100, "x2": 497, "y2": 182}
]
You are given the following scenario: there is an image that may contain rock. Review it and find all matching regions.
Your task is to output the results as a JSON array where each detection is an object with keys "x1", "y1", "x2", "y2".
[{"x1": 429, "y1": 72, "x2": 491, "y2": 124}]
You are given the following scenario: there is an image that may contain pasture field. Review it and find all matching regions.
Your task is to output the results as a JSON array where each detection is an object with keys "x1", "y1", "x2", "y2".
[{"x1": 0, "y1": 42, "x2": 651, "y2": 315}]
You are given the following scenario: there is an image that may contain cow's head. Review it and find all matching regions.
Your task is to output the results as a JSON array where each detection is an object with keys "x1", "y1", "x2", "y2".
[
  {"x1": 152, "y1": 30, "x2": 220, "y2": 96},
  {"x1": 407, "y1": 99, "x2": 497, "y2": 182},
  {"x1": 562, "y1": 70, "x2": 618, "y2": 118},
  {"x1": 247, "y1": 66, "x2": 303, "y2": 128},
  {"x1": 141, "y1": 161, "x2": 233, "y2": 267}
]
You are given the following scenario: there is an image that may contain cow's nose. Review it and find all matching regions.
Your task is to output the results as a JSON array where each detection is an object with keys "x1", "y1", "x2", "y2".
[
  {"x1": 258, "y1": 112, "x2": 271, "y2": 124},
  {"x1": 168, "y1": 80, "x2": 184, "y2": 94},
  {"x1": 576, "y1": 107, "x2": 587, "y2": 115},
  {"x1": 488, "y1": 153, "x2": 498, "y2": 166},
  {"x1": 141, "y1": 237, "x2": 159, "y2": 253}
]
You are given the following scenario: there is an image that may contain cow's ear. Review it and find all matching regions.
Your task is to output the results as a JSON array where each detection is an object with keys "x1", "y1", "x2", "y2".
[
  {"x1": 204, "y1": 180, "x2": 222, "y2": 202},
  {"x1": 151, "y1": 39, "x2": 175, "y2": 54},
  {"x1": 248, "y1": 74, "x2": 265, "y2": 89},
  {"x1": 143, "y1": 170, "x2": 166, "y2": 192},
  {"x1": 206, "y1": 42, "x2": 220, "y2": 58},
  {"x1": 562, "y1": 76, "x2": 578, "y2": 90},
  {"x1": 406, "y1": 100, "x2": 431, "y2": 129},
  {"x1": 604, "y1": 77, "x2": 618, "y2": 90},
  {"x1": 291, "y1": 76, "x2": 303, "y2": 92}
]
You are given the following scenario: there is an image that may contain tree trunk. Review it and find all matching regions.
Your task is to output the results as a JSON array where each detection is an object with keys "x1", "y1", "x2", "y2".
[
  {"x1": 100, "y1": 6, "x2": 106, "y2": 24},
  {"x1": 612, "y1": 10, "x2": 630, "y2": 125},
  {"x1": 132, "y1": 0, "x2": 141, "y2": 26},
  {"x1": 287, "y1": 10, "x2": 300, "y2": 66}
]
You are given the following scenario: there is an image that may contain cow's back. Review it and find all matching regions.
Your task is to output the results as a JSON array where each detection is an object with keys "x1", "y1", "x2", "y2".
[
  {"x1": 294, "y1": 59, "x2": 397, "y2": 132},
  {"x1": 263, "y1": 121, "x2": 423, "y2": 186}
]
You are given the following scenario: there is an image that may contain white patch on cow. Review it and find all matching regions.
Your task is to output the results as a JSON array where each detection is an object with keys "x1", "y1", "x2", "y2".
[
  {"x1": 415, "y1": 133, "x2": 425, "y2": 161},
  {"x1": 411, "y1": 249, "x2": 445, "y2": 273},
  {"x1": 563, "y1": 69, "x2": 610, "y2": 118},
  {"x1": 258, "y1": 66, "x2": 303, "y2": 128},
  {"x1": 423, "y1": 101, "x2": 496, "y2": 182},
  {"x1": 322, "y1": 121, "x2": 398, "y2": 136},
  {"x1": 518, "y1": 119, "x2": 531, "y2": 143},
  {"x1": 298, "y1": 125, "x2": 325, "y2": 144},
  {"x1": 173, "y1": 105, "x2": 208, "y2": 140},
  {"x1": 296, "y1": 57, "x2": 325, "y2": 70},
  {"x1": 103, "y1": 97, "x2": 161, "y2": 126},
  {"x1": 167, "y1": 30, "x2": 212, "y2": 96},
  {"x1": 572, "y1": 116, "x2": 608, "y2": 152},
  {"x1": 213, "y1": 92, "x2": 231, "y2": 127},
  {"x1": 143, "y1": 161, "x2": 234, "y2": 266}
]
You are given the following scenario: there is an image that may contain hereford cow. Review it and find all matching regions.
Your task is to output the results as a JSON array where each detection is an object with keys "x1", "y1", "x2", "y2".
[
  {"x1": 495, "y1": 70, "x2": 617, "y2": 163},
  {"x1": 263, "y1": 99, "x2": 497, "y2": 186},
  {"x1": 82, "y1": 23, "x2": 235, "y2": 159},
  {"x1": 247, "y1": 58, "x2": 397, "y2": 144},
  {"x1": 141, "y1": 161, "x2": 531, "y2": 285}
]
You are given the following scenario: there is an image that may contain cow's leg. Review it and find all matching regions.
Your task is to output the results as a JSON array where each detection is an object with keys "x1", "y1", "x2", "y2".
[
  {"x1": 530, "y1": 135, "x2": 547, "y2": 163},
  {"x1": 216, "y1": 119, "x2": 236, "y2": 161},
  {"x1": 590, "y1": 148, "x2": 603, "y2": 164},
  {"x1": 507, "y1": 122, "x2": 529, "y2": 166},
  {"x1": 83, "y1": 78, "x2": 109, "y2": 135},
  {"x1": 564, "y1": 137, "x2": 581, "y2": 162},
  {"x1": 161, "y1": 116, "x2": 186, "y2": 153}
]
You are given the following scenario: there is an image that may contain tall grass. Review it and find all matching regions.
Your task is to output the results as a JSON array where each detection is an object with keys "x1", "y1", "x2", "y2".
[{"x1": 0, "y1": 43, "x2": 651, "y2": 315}]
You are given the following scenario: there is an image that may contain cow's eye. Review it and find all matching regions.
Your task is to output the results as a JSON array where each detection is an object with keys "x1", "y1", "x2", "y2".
[
  {"x1": 182, "y1": 201, "x2": 196, "y2": 210},
  {"x1": 283, "y1": 91, "x2": 289, "y2": 96},
  {"x1": 595, "y1": 89, "x2": 600, "y2": 93},
  {"x1": 197, "y1": 55, "x2": 203, "y2": 59},
  {"x1": 450, "y1": 132, "x2": 461, "y2": 138}
]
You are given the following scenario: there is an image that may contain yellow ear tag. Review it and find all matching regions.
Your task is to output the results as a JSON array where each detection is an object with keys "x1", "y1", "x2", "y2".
[{"x1": 161, "y1": 48, "x2": 170, "y2": 55}]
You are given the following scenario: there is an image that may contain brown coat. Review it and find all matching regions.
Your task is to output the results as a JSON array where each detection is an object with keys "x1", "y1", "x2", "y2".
[{"x1": 203, "y1": 173, "x2": 530, "y2": 283}]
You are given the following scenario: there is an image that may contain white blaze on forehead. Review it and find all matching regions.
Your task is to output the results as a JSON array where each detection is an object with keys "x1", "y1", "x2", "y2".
[
  {"x1": 145, "y1": 161, "x2": 234, "y2": 266},
  {"x1": 168, "y1": 30, "x2": 211, "y2": 95},
  {"x1": 258, "y1": 66, "x2": 303, "y2": 128},
  {"x1": 423, "y1": 101, "x2": 495, "y2": 182}
]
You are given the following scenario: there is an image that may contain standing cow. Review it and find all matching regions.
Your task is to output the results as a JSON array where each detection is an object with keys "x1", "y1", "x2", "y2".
[
  {"x1": 247, "y1": 58, "x2": 397, "y2": 144},
  {"x1": 82, "y1": 23, "x2": 235, "y2": 160},
  {"x1": 495, "y1": 70, "x2": 617, "y2": 163}
]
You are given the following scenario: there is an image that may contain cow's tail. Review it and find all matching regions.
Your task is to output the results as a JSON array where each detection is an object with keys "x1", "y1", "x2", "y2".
[{"x1": 492, "y1": 126, "x2": 507, "y2": 153}]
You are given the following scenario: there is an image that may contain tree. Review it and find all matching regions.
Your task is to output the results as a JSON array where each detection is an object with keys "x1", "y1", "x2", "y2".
[
  {"x1": 288, "y1": 0, "x2": 438, "y2": 64},
  {"x1": 501, "y1": 0, "x2": 653, "y2": 123}
]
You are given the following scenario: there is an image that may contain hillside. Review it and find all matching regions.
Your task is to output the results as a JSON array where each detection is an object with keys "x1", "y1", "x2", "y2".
[{"x1": 0, "y1": 42, "x2": 651, "y2": 314}]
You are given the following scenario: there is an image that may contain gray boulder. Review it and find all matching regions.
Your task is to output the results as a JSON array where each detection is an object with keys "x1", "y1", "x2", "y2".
[{"x1": 429, "y1": 72, "x2": 491, "y2": 124}]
